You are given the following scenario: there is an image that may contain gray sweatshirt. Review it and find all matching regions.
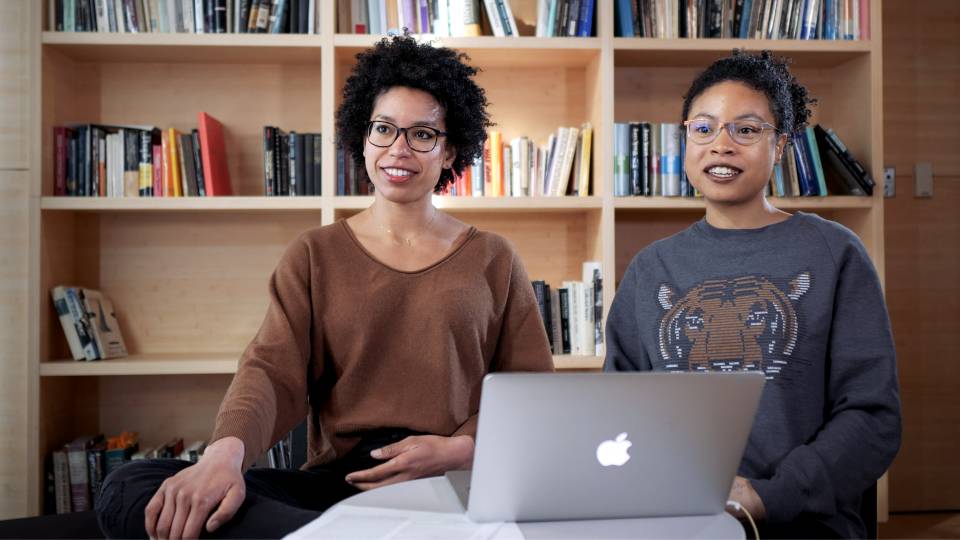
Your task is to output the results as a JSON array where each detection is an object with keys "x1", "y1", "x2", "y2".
[{"x1": 604, "y1": 212, "x2": 901, "y2": 538}]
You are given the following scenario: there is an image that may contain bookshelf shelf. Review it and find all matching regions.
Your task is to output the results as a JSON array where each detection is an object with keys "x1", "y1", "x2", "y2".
[
  {"x1": 39, "y1": 353, "x2": 240, "y2": 376},
  {"x1": 40, "y1": 196, "x2": 326, "y2": 212},
  {"x1": 553, "y1": 355, "x2": 604, "y2": 370},
  {"x1": 41, "y1": 31, "x2": 324, "y2": 63},
  {"x1": 38, "y1": 353, "x2": 593, "y2": 376}
]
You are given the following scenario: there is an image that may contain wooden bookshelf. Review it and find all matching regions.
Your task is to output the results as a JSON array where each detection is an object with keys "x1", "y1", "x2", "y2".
[{"x1": 3, "y1": 0, "x2": 888, "y2": 517}]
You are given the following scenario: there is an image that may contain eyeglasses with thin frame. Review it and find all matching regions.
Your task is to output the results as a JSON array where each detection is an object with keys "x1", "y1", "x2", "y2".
[
  {"x1": 366, "y1": 120, "x2": 448, "y2": 152},
  {"x1": 683, "y1": 118, "x2": 779, "y2": 146}
]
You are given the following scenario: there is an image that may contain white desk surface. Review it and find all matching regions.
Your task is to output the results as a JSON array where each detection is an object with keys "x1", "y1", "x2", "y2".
[{"x1": 286, "y1": 476, "x2": 746, "y2": 539}]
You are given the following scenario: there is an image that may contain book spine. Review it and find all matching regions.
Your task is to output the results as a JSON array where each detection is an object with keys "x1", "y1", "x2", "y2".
[{"x1": 53, "y1": 450, "x2": 72, "y2": 514}]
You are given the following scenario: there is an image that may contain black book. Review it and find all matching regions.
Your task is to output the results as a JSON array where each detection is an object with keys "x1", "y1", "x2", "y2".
[
  {"x1": 191, "y1": 129, "x2": 207, "y2": 197},
  {"x1": 263, "y1": 126, "x2": 274, "y2": 196},
  {"x1": 280, "y1": 130, "x2": 290, "y2": 195},
  {"x1": 821, "y1": 126, "x2": 875, "y2": 195},
  {"x1": 238, "y1": 0, "x2": 251, "y2": 32},
  {"x1": 288, "y1": 131, "x2": 298, "y2": 196},
  {"x1": 214, "y1": 0, "x2": 227, "y2": 32},
  {"x1": 179, "y1": 133, "x2": 199, "y2": 197},
  {"x1": 628, "y1": 123, "x2": 641, "y2": 196},
  {"x1": 312, "y1": 134, "x2": 322, "y2": 196},
  {"x1": 558, "y1": 287, "x2": 571, "y2": 355},
  {"x1": 289, "y1": 0, "x2": 299, "y2": 34},
  {"x1": 813, "y1": 126, "x2": 867, "y2": 196},
  {"x1": 299, "y1": 0, "x2": 309, "y2": 34},
  {"x1": 640, "y1": 123, "x2": 652, "y2": 195},
  {"x1": 297, "y1": 133, "x2": 307, "y2": 196},
  {"x1": 303, "y1": 133, "x2": 314, "y2": 196}
]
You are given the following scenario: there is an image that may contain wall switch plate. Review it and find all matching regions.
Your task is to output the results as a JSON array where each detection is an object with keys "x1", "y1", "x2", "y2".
[
  {"x1": 884, "y1": 168, "x2": 895, "y2": 198},
  {"x1": 914, "y1": 162, "x2": 934, "y2": 198}
]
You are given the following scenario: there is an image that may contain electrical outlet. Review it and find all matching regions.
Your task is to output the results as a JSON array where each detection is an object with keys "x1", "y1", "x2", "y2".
[
  {"x1": 884, "y1": 168, "x2": 895, "y2": 198},
  {"x1": 914, "y1": 162, "x2": 934, "y2": 198}
]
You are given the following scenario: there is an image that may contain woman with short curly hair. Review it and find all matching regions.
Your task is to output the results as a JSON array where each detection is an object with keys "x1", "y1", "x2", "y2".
[
  {"x1": 96, "y1": 34, "x2": 553, "y2": 539},
  {"x1": 606, "y1": 50, "x2": 900, "y2": 539}
]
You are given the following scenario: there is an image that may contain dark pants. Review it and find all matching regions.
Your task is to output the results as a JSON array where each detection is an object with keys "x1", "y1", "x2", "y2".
[{"x1": 95, "y1": 429, "x2": 418, "y2": 539}]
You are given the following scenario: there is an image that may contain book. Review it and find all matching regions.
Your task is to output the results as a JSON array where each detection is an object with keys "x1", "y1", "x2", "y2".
[
  {"x1": 52, "y1": 449, "x2": 72, "y2": 514},
  {"x1": 65, "y1": 287, "x2": 100, "y2": 361},
  {"x1": 51, "y1": 286, "x2": 85, "y2": 361},
  {"x1": 65, "y1": 435, "x2": 103, "y2": 512},
  {"x1": 105, "y1": 432, "x2": 139, "y2": 475},
  {"x1": 81, "y1": 288, "x2": 128, "y2": 359},
  {"x1": 197, "y1": 112, "x2": 233, "y2": 196}
]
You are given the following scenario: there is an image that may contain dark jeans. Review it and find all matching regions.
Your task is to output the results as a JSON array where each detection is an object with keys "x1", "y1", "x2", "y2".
[{"x1": 95, "y1": 428, "x2": 419, "y2": 539}]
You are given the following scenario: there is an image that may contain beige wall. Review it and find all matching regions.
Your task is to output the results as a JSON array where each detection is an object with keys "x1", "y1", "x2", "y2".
[{"x1": 884, "y1": 0, "x2": 960, "y2": 512}]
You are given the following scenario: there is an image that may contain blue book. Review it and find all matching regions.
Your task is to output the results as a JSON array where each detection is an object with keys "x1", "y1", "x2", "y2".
[
  {"x1": 577, "y1": 0, "x2": 595, "y2": 37},
  {"x1": 614, "y1": 0, "x2": 634, "y2": 37}
]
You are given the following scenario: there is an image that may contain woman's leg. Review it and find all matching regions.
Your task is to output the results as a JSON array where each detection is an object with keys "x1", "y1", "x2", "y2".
[{"x1": 95, "y1": 459, "x2": 358, "y2": 539}]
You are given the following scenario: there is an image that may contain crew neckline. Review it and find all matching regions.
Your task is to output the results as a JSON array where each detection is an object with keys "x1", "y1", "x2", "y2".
[
  {"x1": 693, "y1": 211, "x2": 806, "y2": 239},
  {"x1": 339, "y1": 218, "x2": 478, "y2": 275}
]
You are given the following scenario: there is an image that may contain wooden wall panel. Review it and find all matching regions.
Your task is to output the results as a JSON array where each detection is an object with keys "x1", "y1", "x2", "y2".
[
  {"x1": 0, "y1": 1, "x2": 30, "y2": 169},
  {"x1": 0, "y1": 173, "x2": 30, "y2": 519},
  {"x1": 883, "y1": 0, "x2": 960, "y2": 512}
]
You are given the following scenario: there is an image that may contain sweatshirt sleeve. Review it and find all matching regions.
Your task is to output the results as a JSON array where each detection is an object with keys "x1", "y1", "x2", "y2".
[
  {"x1": 751, "y1": 233, "x2": 902, "y2": 523},
  {"x1": 454, "y1": 249, "x2": 555, "y2": 440},
  {"x1": 210, "y1": 237, "x2": 315, "y2": 471},
  {"x1": 604, "y1": 255, "x2": 653, "y2": 372}
]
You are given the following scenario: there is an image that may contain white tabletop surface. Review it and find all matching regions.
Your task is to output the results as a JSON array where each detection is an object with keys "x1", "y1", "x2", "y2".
[{"x1": 286, "y1": 476, "x2": 746, "y2": 539}]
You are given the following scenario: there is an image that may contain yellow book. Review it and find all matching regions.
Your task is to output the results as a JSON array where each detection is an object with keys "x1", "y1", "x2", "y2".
[
  {"x1": 167, "y1": 128, "x2": 182, "y2": 197},
  {"x1": 577, "y1": 123, "x2": 593, "y2": 196}
]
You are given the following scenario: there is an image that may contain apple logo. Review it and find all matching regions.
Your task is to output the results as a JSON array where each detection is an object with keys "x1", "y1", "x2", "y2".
[{"x1": 596, "y1": 432, "x2": 632, "y2": 467}]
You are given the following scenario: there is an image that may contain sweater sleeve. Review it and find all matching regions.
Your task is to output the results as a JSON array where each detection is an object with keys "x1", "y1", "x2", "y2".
[
  {"x1": 751, "y1": 234, "x2": 902, "y2": 523},
  {"x1": 604, "y1": 256, "x2": 653, "y2": 372},
  {"x1": 454, "y1": 250, "x2": 555, "y2": 440},
  {"x1": 210, "y1": 237, "x2": 315, "y2": 471}
]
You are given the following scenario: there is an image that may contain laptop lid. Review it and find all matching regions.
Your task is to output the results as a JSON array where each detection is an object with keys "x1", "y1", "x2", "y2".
[{"x1": 465, "y1": 371, "x2": 765, "y2": 523}]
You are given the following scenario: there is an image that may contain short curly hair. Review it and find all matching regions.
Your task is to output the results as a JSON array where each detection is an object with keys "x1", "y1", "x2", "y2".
[
  {"x1": 682, "y1": 49, "x2": 816, "y2": 138},
  {"x1": 336, "y1": 34, "x2": 492, "y2": 193}
]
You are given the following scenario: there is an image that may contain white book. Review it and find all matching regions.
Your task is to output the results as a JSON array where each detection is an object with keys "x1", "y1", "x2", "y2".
[
  {"x1": 82, "y1": 288, "x2": 128, "y2": 359},
  {"x1": 535, "y1": 0, "x2": 548, "y2": 36},
  {"x1": 51, "y1": 287, "x2": 85, "y2": 361},
  {"x1": 582, "y1": 261, "x2": 603, "y2": 356},
  {"x1": 552, "y1": 126, "x2": 579, "y2": 196},
  {"x1": 510, "y1": 138, "x2": 524, "y2": 197},
  {"x1": 481, "y1": 0, "x2": 504, "y2": 36},
  {"x1": 499, "y1": 0, "x2": 520, "y2": 36},
  {"x1": 582, "y1": 283, "x2": 595, "y2": 358},
  {"x1": 661, "y1": 123, "x2": 681, "y2": 196},
  {"x1": 308, "y1": 0, "x2": 316, "y2": 33},
  {"x1": 562, "y1": 281, "x2": 581, "y2": 355},
  {"x1": 94, "y1": 0, "x2": 110, "y2": 32},
  {"x1": 367, "y1": 0, "x2": 381, "y2": 34}
]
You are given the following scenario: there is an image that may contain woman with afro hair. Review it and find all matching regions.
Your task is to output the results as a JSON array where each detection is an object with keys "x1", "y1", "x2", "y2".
[
  {"x1": 605, "y1": 50, "x2": 900, "y2": 539},
  {"x1": 95, "y1": 35, "x2": 553, "y2": 539}
]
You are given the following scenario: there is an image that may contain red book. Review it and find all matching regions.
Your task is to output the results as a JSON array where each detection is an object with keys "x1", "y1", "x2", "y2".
[
  {"x1": 197, "y1": 112, "x2": 233, "y2": 196},
  {"x1": 152, "y1": 144, "x2": 163, "y2": 197}
]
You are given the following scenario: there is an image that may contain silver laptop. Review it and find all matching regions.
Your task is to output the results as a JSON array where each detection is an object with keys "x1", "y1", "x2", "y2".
[{"x1": 447, "y1": 371, "x2": 765, "y2": 523}]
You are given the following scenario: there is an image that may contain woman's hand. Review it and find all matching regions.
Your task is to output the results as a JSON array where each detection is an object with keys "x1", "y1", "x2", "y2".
[
  {"x1": 726, "y1": 475, "x2": 766, "y2": 522},
  {"x1": 344, "y1": 434, "x2": 475, "y2": 491},
  {"x1": 144, "y1": 437, "x2": 246, "y2": 539}
]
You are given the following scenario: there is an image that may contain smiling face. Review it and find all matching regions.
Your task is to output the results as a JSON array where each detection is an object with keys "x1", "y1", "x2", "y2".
[
  {"x1": 363, "y1": 86, "x2": 457, "y2": 204},
  {"x1": 683, "y1": 81, "x2": 787, "y2": 207}
]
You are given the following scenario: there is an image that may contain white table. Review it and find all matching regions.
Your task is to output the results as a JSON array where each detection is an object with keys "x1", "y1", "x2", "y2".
[{"x1": 285, "y1": 476, "x2": 746, "y2": 539}]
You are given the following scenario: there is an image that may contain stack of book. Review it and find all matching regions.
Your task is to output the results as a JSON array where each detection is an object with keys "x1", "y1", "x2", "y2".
[
  {"x1": 52, "y1": 112, "x2": 233, "y2": 198},
  {"x1": 531, "y1": 261, "x2": 603, "y2": 357},
  {"x1": 50, "y1": 0, "x2": 322, "y2": 34},
  {"x1": 262, "y1": 128, "x2": 321, "y2": 197},
  {"x1": 339, "y1": 0, "x2": 596, "y2": 38},
  {"x1": 615, "y1": 0, "x2": 870, "y2": 40},
  {"x1": 611, "y1": 122, "x2": 873, "y2": 197},
  {"x1": 51, "y1": 286, "x2": 128, "y2": 361}
]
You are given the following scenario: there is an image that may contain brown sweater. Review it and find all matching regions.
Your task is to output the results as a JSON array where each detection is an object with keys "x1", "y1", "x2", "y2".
[{"x1": 210, "y1": 220, "x2": 554, "y2": 470}]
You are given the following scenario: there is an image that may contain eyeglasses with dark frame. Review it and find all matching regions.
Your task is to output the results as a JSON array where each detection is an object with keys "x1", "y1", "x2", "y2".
[
  {"x1": 683, "y1": 118, "x2": 779, "y2": 146},
  {"x1": 366, "y1": 120, "x2": 448, "y2": 152}
]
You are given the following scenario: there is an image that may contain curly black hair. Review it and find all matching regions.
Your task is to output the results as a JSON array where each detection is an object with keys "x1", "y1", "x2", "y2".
[
  {"x1": 336, "y1": 34, "x2": 493, "y2": 193},
  {"x1": 682, "y1": 49, "x2": 816, "y2": 138}
]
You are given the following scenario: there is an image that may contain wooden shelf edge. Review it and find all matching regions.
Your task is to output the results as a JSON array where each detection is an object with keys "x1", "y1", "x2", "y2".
[
  {"x1": 42, "y1": 31, "x2": 323, "y2": 47},
  {"x1": 612, "y1": 37, "x2": 872, "y2": 53},
  {"x1": 40, "y1": 196, "x2": 324, "y2": 211},
  {"x1": 39, "y1": 354, "x2": 239, "y2": 376},
  {"x1": 334, "y1": 196, "x2": 604, "y2": 211},
  {"x1": 553, "y1": 355, "x2": 604, "y2": 370}
]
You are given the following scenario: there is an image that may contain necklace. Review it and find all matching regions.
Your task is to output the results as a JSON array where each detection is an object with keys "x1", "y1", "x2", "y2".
[{"x1": 374, "y1": 207, "x2": 438, "y2": 247}]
